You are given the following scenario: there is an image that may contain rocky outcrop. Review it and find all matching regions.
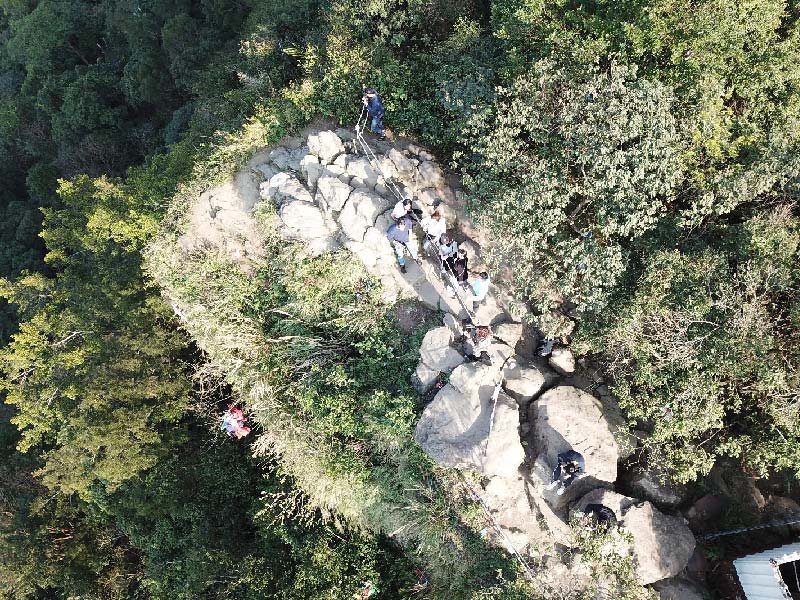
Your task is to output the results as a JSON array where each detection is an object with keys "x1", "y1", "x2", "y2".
[
  {"x1": 574, "y1": 489, "x2": 696, "y2": 585},
  {"x1": 414, "y1": 360, "x2": 524, "y2": 478},
  {"x1": 529, "y1": 386, "x2": 627, "y2": 509}
]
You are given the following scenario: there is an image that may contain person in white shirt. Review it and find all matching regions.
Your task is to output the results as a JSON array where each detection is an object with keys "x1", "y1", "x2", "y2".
[
  {"x1": 420, "y1": 211, "x2": 446, "y2": 253},
  {"x1": 471, "y1": 271, "x2": 490, "y2": 311}
]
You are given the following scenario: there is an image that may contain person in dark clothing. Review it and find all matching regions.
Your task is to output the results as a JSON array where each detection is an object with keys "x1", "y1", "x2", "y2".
[
  {"x1": 583, "y1": 504, "x2": 618, "y2": 529},
  {"x1": 386, "y1": 218, "x2": 418, "y2": 273},
  {"x1": 362, "y1": 87, "x2": 385, "y2": 140},
  {"x1": 448, "y1": 247, "x2": 469, "y2": 288},
  {"x1": 546, "y1": 449, "x2": 585, "y2": 495}
]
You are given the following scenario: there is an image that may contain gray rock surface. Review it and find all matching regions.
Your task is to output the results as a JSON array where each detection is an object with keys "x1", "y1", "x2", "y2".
[
  {"x1": 503, "y1": 365, "x2": 547, "y2": 405},
  {"x1": 279, "y1": 201, "x2": 336, "y2": 246},
  {"x1": 623, "y1": 502, "x2": 695, "y2": 585},
  {"x1": 419, "y1": 327, "x2": 464, "y2": 373},
  {"x1": 627, "y1": 468, "x2": 687, "y2": 507},
  {"x1": 300, "y1": 154, "x2": 323, "y2": 190},
  {"x1": 316, "y1": 175, "x2": 352, "y2": 212},
  {"x1": 531, "y1": 386, "x2": 623, "y2": 486},
  {"x1": 261, "y1": 172, "x2": 314, "y2": 205},
  {"x1": 308, "y1": 131, "x2": 345, "y2": 164},
  {"x1": 652, "y1": 577, "x2": 708, "y2": 600},
  {"x1": 345, "y1": 157, "x2": 379, "y2": 188}
]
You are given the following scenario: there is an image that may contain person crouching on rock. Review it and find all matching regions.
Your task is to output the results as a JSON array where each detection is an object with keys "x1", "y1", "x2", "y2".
[
  {"x1": 362, "y1": 87, "x2": 386, "y2": 141},
  {"x1": 386, "y1": 218, "x2": 418, "y2": 274},
  {"x1": 465, "y1": 324, "x2": 492, "y2": 365},
  {"x1": 582, "y1": 504, "x2": 617, "y2": 531},
  {"x1": 546, "y1": 449, "x2": 585, "y2": 496}
]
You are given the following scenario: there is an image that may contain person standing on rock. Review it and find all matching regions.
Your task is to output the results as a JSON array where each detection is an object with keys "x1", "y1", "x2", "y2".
[
  {"x1": 436, "y1": 233, "x2": 458, "y2": 271},
  {"x1": 362, "y1": 87, "x2": 386, "y2": 141},
  {"x1": 420, "y1": 211, "x2": 446, "y2": 254},
  {"x1": 444, "y1": 247, "x2": 469, "y2": 297},
  {"x1": 471, "y1": 271, "x2": 490, "y2": 312},
  {"x1": 386, "y1": 218, "x2": 418, "y2": 274},
  {"x1": 546, "y1": 449, "x2": 585, "y2": 495}
]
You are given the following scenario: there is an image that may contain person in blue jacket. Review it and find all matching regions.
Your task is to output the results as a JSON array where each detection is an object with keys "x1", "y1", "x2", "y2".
[
  {"x1": 362, "y1": 87, "x2": 386, "y2": 140},
  {"x1": 386, "y1": 218, "x2": 418, "y2": 273}
]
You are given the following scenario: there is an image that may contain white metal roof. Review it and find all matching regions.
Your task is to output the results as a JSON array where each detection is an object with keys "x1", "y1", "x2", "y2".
[{"x1": 734, "y1": 542, "x2": 800, "y2": 600}]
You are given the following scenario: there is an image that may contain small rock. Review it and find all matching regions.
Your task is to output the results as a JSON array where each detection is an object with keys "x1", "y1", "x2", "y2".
[
  {"x1": 549, "y1": 347, "x2": 575, "y2": 374},
  {"x1": 269, "y1": 147, "x2": 292, "y2": 170},
  {"x1": 503, "y1": 366, "x2": 546, "y2": 405},
  {"x1": 413, "y1": 361, "x2": 440, "y2": 394}
]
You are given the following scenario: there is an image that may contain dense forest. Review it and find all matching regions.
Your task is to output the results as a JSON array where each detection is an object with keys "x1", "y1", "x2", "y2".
[{"x1": 0, "y1": 0, "x2": 798, "y2": 598}]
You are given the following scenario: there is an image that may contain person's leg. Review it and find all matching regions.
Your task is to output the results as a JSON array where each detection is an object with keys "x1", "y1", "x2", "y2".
[
  {"x1": 371, "y1": 115, "x2": 384, "y2": 136},
  {"x1": 406, "y1": 240, "x2": 418, "y2": 262},
  {"x1": 546, "y1": 465, "x2": 562, "y2": 489},
  {"x1": 392, "y1": 241, "x2": 406, "y2": 267}
]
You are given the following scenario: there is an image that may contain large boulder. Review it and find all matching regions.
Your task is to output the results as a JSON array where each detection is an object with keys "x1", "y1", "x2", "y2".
[
  {"x1": 415, "y1": 383, "x2": 486, "y2": 470},
  {"x1": 350, "y1": 188, "x2": 392, "y2": 224},
  {"x1": 316, "y1": 175, "x2": 352, "y2": 212},
  {"x1": 574, "y1": 489, "x2": 696, "y2": 586},
  {"x1": 260, "y1": 172, "x2": 314, "y2": 205},
  {"x1": 415, "y1": 363, "x2": 524, "y2": 477},
  {"x1": 481, "y1": 476, "x2": 551, "y2": 555},
  {"x1": 388, "y1": 148, "x2": 415, "y2": 181},
  {"x1": 300, "y1": 154, "x2": 323, "y2": 190},
  {"x1": 346, "y1": 157, "x2": 380, "y2": 188},
  {"x1": 503, "y1": 364, "x2": 547, "y2": 405},
  {"x1": 483, "y1": 391, "x2": 525, "y2": 478},
  {"x1": 338, "y1": 197, "x2": 370, "y2": 242},
  {"x1": 622, "y1": 502, "x2": 695, "y2": 585},
  {"x1": 529, "y1": 386, "x2": 630, "y2": 510},
  {"x1": 531, "y1": 386, "x2": 623, "y2": 485},
  {"x1": 279, "y1": 201, "x2": 336, "y2": 247},
  {"x1": 308, "y1": 130, "x2": 345, "y2": 164},
  {"x1": 419, "y1": 327, "x2": 464, "y2": 373},
  {"x1": 269, "y1": 146, "x2": 292, "y2": 170}
]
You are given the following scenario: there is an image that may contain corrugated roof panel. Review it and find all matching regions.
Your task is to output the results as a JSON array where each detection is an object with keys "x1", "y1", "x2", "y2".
[{"x1": 734, "y1": 542, "x2": 800, "y2": 600}]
